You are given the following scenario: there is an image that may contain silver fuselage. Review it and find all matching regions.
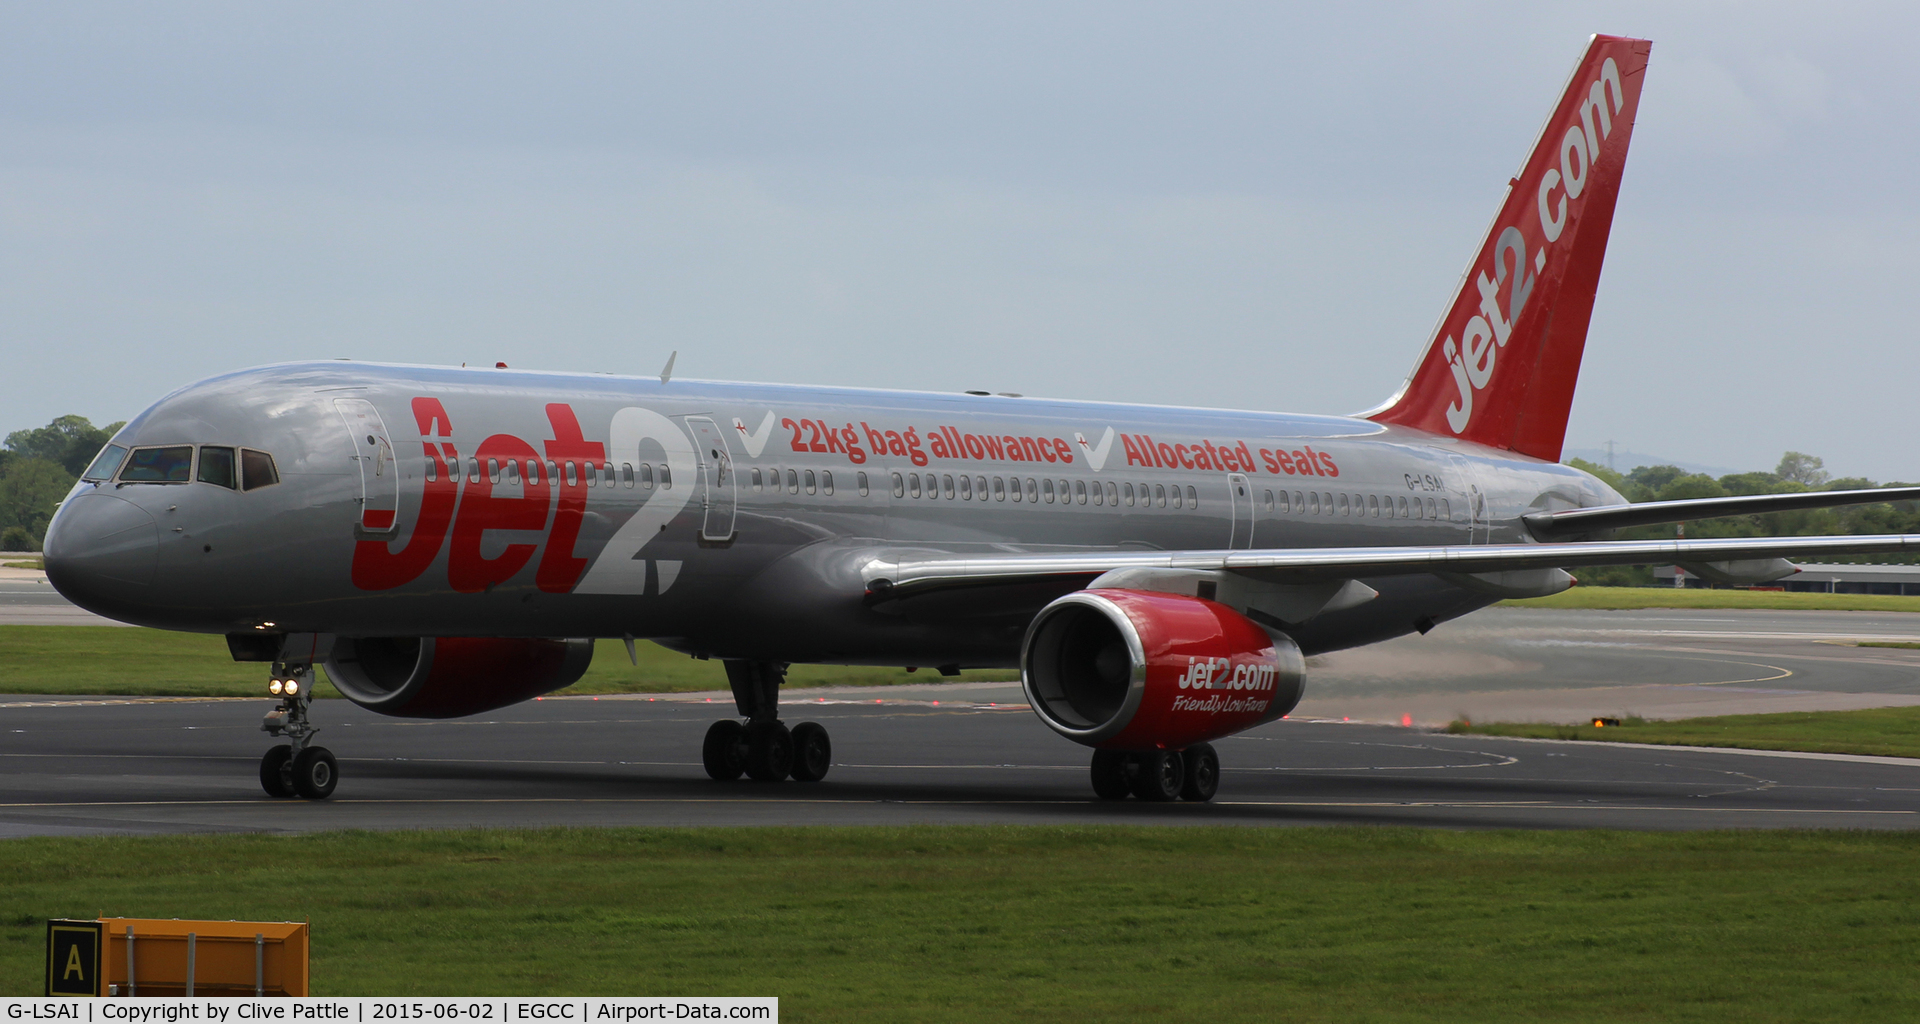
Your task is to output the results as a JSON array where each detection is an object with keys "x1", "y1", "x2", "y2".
[{"x1": 44, "y1": 361, "x2": 1623, "y2": 665}]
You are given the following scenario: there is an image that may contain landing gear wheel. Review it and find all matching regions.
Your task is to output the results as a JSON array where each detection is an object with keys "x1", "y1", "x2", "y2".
[
  {"x1": 1090, "y1": 750, "x2": 1131, "y2": 800},
  {"x1": 702, "y1": 720, "x2": 747, "y2": 781},
  {"x1": 259, "y1": 746, "x2": 294, "y2": 798},
  {"x1": 1179, "y1": 743, "x2": 1219, "y2": 802},
  {"x1": 743, "y1": 722, "x2": 793, "y2": 782},
  {"x1": 290, "y1": 746, "x2": 338, "y2": 800},
  {"x1": 789, "y1": 722, "x2": 832, "y2": 782},
  {"x1": 1127, "y1": 750, "x2": 1184, "y2": 802}
]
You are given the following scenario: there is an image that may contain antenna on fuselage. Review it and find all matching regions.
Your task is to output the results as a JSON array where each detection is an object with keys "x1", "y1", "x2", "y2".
[{"x1": 659, "y1": 351, "x2": 677, "y2": 384}]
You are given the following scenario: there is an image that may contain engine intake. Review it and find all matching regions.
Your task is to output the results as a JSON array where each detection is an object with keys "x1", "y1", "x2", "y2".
[
  {"x1": 324, "y1": 636, "x2": 594, "y2": 718},
  {"x1": 1021, "y1": 589, "x2": 1304, "y2": 750}
]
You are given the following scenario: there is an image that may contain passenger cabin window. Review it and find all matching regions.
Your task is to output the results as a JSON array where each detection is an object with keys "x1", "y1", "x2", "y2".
[
  {"x1": 241, "y1": 449, "x2": 279, "y2": 490},
  {"x1": 197, "y1": 446, "x2": 237, "y2": 489},
  {"x1": 857, "y1": 471, "x2": 870, "y2": 496},
  {"x1": 120, "y1": 446, "x2": 194, "y2": 483},
  {"x1": 83, "y1": 445, "x2": 129, "y2": 482},
  {"x1": 892, "y1": 472, "x2": 906, "y2": 498},
  {"x1": 822, "y1": 471, "x2": 834, "y2": 495}
]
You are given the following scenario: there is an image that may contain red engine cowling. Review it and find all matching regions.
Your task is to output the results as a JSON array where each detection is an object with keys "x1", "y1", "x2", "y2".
[
  {"x1": 324, "y1": 637, "x2": 594, "y2": 718},
  {"x1": 1021, "y1": 589, "x2": 1304, "y2": 750}
]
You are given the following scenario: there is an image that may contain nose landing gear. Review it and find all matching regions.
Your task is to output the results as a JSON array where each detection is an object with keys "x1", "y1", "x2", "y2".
[
  {"x1": 700, "y1": 660, "x2": 832, "y2": 783},
  {"x1": 259, "y1": 663, "x2": 338, "y2": 799}
]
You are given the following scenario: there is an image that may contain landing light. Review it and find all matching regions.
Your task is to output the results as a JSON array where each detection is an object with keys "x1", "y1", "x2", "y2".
[
  {"x1": 269, "y1": 679, "x2": 283, "y2": 695},
  {"x1": 285, "y1": 679, "x2": 300, "y2": 695}
]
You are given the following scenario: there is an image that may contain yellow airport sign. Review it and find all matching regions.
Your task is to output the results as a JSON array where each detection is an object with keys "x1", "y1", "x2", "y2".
[
  {"x1": 98, "y1": 918, "x2": 309, "y2": 997},
  {"x1": 45, "y1": 920, "x2": 103, "y2": 997}
]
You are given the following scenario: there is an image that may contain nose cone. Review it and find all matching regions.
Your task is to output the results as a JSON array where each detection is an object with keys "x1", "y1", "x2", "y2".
[{"x1": 44, "y1": 492, "x2": 160, "y2": 620}]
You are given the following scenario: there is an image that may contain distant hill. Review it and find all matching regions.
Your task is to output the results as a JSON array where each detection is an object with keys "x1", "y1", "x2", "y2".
[{"x1": 1561, "y1": 447, "x2": 1742, "y2": 478}]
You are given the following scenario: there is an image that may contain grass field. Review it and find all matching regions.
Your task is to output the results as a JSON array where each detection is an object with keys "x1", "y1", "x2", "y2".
[
  {"x1": 1452, "y1": 706, "x2": 1920, "y2": 759},
  {"x1": 1503, "y1": 586, "x2": 1920, "y2": 612},
  {"x1": 0, "y1": 625, "x2": 1015, "y2": 698},
  {"x1": 3, "y1": 827, "x2": 1917, "y2": 1019}
]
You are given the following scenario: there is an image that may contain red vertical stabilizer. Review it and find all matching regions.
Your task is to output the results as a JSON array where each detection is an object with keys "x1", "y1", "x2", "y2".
[{"x1": 1365, "y1": 35, "x2": 1650, "y2": 462}]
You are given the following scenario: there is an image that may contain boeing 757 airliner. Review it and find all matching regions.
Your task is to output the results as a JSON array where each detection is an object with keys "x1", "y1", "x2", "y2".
[{"x1": 43, "y1": 35, "x2": 1920, "y2": 802}]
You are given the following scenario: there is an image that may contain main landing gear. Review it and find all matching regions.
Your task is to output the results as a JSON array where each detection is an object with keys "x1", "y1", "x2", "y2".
[
  {"x1": 1089, "y1": 743, "x2": 1219, "y2": 802},
  {"x1": 259, "y1": 662, "x2": 338, "y2": 800},
  {"x1": 701, "y1": 660, "x2": 833, "y2": 783}
]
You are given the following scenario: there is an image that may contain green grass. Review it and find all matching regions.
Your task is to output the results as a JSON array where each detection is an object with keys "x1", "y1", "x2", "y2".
[
  {"x1": 1, "y1": 559, "x2": 41, "y2": 570},
  {"x1": 1503, "y1": 586, "x2": 1920, "y2": 612},
  {"x1": 1452, "y1": 705, "x2": 1920, "y2": 759},
  {"x1": 0, "y1": 625, "x2": 1014, "y2": 698},
  {"x1": 1860, "y1": 641, "x2": 1920, "y2": 650},
  {"x1": 3, "y1": 828, "x2": 1918, "y2": 1018}
]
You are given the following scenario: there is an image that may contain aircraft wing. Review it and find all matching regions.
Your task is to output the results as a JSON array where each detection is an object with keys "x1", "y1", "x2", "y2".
[
  {"x1": 1523, "y1": 487, "x2": 1920, "y2": 539},
  {"x1": 860, "y1": 533, "x2": 1920, "y2": 603}
]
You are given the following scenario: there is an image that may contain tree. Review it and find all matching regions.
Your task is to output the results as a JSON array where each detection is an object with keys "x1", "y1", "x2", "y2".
[
  {"x1": 0, "y1": 525, "x2": 32, "y2": 552},
  {"x1": 1626, "y1": 464, "x2": 1685, "y2": 495},
  {"x1": 1776, "y1": 451, "x2": 1829, "y2": 487},
  {"x1": 0, "y1": 458, "x2": 76, "y2": 545},
  {"x1": 4, "y1": 415, "x2": 127, "y2": 478}
]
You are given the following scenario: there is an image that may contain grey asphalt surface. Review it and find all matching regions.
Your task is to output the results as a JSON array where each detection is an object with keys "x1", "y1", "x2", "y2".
[
  {"x1": 6, "y1": 688, "x2": 1920, "y2": 836},
  {"x1": 7, "y1": 578, "x2": 1920, "y2": 836}
]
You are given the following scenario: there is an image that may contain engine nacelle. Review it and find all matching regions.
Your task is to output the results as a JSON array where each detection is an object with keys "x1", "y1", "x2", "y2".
[
  {"x1": 1021, "y1": 589, "x2": 1304, "y2": 750},
  {"x1": 324, "y1": 636, "x2": 594, "y2": 718}
]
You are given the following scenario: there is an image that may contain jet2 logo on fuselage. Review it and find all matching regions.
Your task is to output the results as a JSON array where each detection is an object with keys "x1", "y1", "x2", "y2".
[{"x1": 351, "y1": 397, "x2": 623, "y2": 594}]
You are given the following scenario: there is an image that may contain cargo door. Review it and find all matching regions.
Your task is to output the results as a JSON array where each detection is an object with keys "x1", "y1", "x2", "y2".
[
  {"x1": 1227, "y1": 472, "x2": 1253, "y2": 549},
  {"x1": 686, "y1": 416, "x2": 737, "y2": 542},
  {"x1": 334, "y1": 398, "x2": 399, "y2": 534}
]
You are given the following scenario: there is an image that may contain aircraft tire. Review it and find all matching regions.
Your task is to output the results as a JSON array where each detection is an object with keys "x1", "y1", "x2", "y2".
[
  {"x1": 1089, "y1": 750, "x2": 1131, "y2": 800},
  {"x1": 291, "y1": 746, "x2": 338, "y2": 800},
  {"x1": 743, "y1": 722, "x2": 793, "y2": 782},
  {"x1": 702, "y1": 720, "x2": 747, "y2": 781},
  {"x1": 789, "y1": 722, "x2": 832, "y2": 782},
  {"x1": 1127, "y1": 750, "x2": 1184, "y2": 802},
  {"x1": 259, "y1": 746, "x2": 295, "y2": 798},
  {"x1": 1179, "y1": 743, "x2": 1219, "y2": 802}
]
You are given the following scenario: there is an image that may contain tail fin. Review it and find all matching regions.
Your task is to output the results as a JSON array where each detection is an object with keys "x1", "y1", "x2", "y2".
[{"x1": 1365, "y1": 35, "x2": 1651, "y2": 462}]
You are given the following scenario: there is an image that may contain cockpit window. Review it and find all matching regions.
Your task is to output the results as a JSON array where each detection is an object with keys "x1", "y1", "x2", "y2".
[
  {"x1": 119, "y1": 446, "x2": 195, "y2": 483},
  {"x1": 82, "y1": 444, "x2": 129, "y2": 482},
  {"x1": 197, "y1": 446, "x2": 237, "y2": 489},
  {"x1": 241, "y1": 449, "x2": 280, "y2": 491}
]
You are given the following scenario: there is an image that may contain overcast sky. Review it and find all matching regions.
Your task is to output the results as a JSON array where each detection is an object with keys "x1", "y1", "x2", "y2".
[{"x1": 3, "y1": 2, "x2": 1915, "y2": 480}]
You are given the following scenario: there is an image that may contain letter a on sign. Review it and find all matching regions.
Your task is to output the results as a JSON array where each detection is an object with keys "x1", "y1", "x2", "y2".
[{"x1": 45, "y1": 919, "x2": 102, "y2": 996}]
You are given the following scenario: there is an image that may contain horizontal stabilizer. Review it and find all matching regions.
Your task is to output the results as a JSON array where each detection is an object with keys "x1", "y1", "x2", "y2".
[{"x1": 1524, "y1": 486, "x2": 1920, "y2": 539}]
